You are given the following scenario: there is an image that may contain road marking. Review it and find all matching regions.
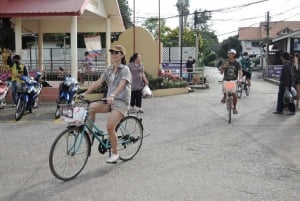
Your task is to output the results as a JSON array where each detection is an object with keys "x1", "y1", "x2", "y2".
[{"x1": 0, "y1": 119, "x2": 65, "y2": 124}]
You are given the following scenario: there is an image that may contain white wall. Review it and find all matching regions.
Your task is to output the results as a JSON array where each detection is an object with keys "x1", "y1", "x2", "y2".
[{"x1": 241, "y1": 40, "x2": 262, "y2": 55}]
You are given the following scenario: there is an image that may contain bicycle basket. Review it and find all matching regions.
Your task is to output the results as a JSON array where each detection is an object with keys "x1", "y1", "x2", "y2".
[
  {"x1": 223, "y1": 81, "x2": 237, "y2": 93},
  {"x1": 60, "y1": 104, "x2": 87, "y2": 123}
]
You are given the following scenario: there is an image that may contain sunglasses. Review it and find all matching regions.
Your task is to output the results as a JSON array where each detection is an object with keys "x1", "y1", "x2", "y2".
[{"x1": 110, "y1": 50, "x2": 121, "y2": 55}]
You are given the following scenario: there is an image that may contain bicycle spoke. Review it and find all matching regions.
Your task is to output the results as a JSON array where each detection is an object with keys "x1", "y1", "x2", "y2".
[{"x1": 116, "y1": 116, "x2": 143, "y2": 161}]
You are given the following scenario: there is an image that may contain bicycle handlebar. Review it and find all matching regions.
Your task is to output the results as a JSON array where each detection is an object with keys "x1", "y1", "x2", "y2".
[{"x1": 76, "y1": 95, "x2": 107, "y2": 104}]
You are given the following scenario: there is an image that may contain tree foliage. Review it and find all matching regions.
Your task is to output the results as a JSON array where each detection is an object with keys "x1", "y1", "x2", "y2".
[
  {"x1": 199, "y1": 31, "x2": 219, "y2": 55},
  {"x1": 118, "y1": 0, "x2": 133, "y2": 29},
  {"x1": 142, "y1": 18, "x2": 202, "y2": 48},
  {"x1": 218, "y1": 35, "x2": 242, "y2": 58},
  {"x1": 142, "y1": 18, "x2": 172, "y2": 42},
  {"x1": 189, "y1": 9, "x2": 211, "y2": 31}
]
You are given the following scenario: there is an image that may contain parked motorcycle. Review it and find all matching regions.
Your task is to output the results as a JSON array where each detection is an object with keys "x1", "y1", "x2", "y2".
[
  {"x1": 0, "y1": 80, "x2": 9, "y2": 108},
  {"x1": 55, "y1": 68, "x2": 79, "y2": 119},
  {"x1": 15, "y1": 72, "x2": 42, "y2": 121}
]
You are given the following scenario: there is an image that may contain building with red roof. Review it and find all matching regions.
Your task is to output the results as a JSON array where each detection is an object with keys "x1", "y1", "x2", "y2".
[{"x1": 0, "y1": 0, "x2": 124, "y2": 80}]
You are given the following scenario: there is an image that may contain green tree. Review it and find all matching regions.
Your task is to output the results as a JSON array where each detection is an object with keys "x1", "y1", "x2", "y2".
[
  {"x1": 200, "y1": 31, "x2": 219, "y2": 54},
  {"x1": 218, "y1": 35, "x2": 242, "y2": 58},
  {"x1": 187, "y1": 9, "x2": 218, "y2": 66},
  {"x1": 141, "y1": 17, "x2": 199, "y2": 48},
  {"x1": 142, "y1": 17, "x2": 172, "y2": 43},
  {"x1": 118, "y1": 0, "x2": 133, "y2": 29},
  {"x1": 190, "y1": 9, "x2": 211, "y2": 31}
]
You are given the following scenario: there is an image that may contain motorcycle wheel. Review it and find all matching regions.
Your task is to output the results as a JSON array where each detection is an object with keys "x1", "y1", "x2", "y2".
[
  {"x1": 55, "y1": 107, "x2": 61, "y2": 119},
  {"x1": 55, "y1": 99, "x2": 66, "y2": 119},
  {"x1": 15, "y1": 99, "x2": 26, "y2": 121}
]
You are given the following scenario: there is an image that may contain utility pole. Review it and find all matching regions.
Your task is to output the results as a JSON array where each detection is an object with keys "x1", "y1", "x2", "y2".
[
  {"x1": 176, "y1": 0, "x2": 189, "y2": 78},
  {"x1": 264, "y1": 11, "x2": 270, "y2": 77}
]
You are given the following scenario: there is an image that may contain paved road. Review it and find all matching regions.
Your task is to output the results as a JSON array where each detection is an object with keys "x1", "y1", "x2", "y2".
[{"x1": 0, "y1": 67, "x2": 300, "y2": 201}]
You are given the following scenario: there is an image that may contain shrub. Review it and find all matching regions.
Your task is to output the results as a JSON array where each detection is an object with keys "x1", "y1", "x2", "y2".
[{"x1": 145, "y1": 71, "x2": 188, "y2": 90}]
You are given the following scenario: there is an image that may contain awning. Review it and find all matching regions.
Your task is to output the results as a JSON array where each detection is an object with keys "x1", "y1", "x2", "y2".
[{"x1": 0, "y1": 0, "x2": 89, "y2": 17}]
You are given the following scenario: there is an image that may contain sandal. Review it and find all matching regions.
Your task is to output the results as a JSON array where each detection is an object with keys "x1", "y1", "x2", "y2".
[{"x1": 233, "y1": 109, "x2": 238, "y2": 114}]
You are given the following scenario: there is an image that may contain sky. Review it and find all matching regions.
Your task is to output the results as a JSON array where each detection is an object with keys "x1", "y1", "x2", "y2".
[{"x1": 127, "y1": 0, "x2": 300, "y2": 42}]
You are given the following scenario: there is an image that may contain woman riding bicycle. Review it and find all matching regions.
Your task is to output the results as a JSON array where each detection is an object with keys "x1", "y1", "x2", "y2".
[{"x1": 81, "y1": 45, "x2": 132, "y2": 163}]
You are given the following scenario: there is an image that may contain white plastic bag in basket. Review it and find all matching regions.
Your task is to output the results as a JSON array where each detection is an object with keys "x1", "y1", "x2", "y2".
[{"x1": 62, "y1": 107, "x2": 86, "y2": 123}]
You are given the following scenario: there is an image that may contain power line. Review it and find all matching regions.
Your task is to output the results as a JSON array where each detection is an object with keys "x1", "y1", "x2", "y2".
[
  {"x1": 132, "y1": 0, "x2": 269, "y2": 22},
  {"x1": 209, "y1": 0, "x2": 268, "y2": 13},
  {"x1": 132, "y1": 0, "x2": 300, "y2": 40}
]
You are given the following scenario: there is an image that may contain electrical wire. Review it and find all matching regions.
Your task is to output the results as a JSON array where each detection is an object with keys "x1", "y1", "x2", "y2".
[{"x1": 132, "y1": 0, "x2": 300, "y2": 39}]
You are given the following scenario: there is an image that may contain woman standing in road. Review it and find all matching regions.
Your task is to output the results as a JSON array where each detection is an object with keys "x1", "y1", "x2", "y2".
[
  {"x1": 128, "y1": 53, "x2": 149, "y2": 113},
  {"x1": 293, "y1": 53, "x2": 300, "y2": 109}
]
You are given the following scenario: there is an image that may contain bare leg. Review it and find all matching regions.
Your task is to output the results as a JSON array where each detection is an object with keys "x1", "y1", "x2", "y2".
[
  {"x1": 233, "y1": 94, "x2": 237, "y2": 110},
  {"x1": 247, "y1": 79, "x2": 251, "y2": 87},
  {"x1": 89, "y1": 102, "x2": 110, "y2": 122},
  {"x1": 107, "y1": 109, "x2": 124, "y2": 154},
  {"x1": 221, "y1": 93, "x2": 226, "y2": 103}
]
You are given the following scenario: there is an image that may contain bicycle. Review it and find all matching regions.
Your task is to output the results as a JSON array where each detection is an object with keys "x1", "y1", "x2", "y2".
[
  {"x1": 49, "y1": 97, "x2": 144, "y2": 181},
  {"x1": 223, "y1": 80, "x2": 237, "y2": 124},
  {"x1": 236, "y1": 76, "x2": 250, "y2": 98}
]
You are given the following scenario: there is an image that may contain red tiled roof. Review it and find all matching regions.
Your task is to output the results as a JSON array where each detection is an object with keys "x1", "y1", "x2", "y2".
[
  {"x1": 0, "y1": 0, "x2": 89, "y2": 17},
  {"x1": 238, "y1": 27, "x2": 261, "y2": 40},
  {"x1": 238, "y1": 21, "x2": 300, "y2": 41},
  {"x1": 260, "y1": 21, "x2": 300, "y2": 38}
]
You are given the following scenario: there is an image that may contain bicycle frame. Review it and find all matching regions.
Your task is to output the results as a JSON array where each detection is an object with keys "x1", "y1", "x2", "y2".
[
  {"x1": 50, "y1": 97, "x2": 144, "y2": 181},
  {"x1": 223, "y1": 81, "x2": 237, "y2": 124},
  {"x1": 65, "y1": 114, "x2": 136, "y2": 157}
]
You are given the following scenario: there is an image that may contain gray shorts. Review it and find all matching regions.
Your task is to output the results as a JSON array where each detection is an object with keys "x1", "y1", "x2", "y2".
[
  {"x1": 112, "y1": 99, "x2": 129, "y2": 116},
  {"x1": 89, "y1": 99, "x2": 129, "y2": 116}
]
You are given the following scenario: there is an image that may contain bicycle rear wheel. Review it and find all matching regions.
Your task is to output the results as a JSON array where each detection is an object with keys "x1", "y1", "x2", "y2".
[
  {"x1": 116, "y1": 116, "x2": 143, "y2": 161},
  {"x1": 227, "y1": 95, "x2": 232, "y2": 123},
  {"x1": 236, "y1": 85, "x2": 242, "y2": 98},
  {"x1": 49, "y1": 127, "x2": 90, "y2": 181}
]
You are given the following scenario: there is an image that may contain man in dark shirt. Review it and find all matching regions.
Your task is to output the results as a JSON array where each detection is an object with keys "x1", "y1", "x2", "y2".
[
  {"x1": 219, "y1": 49, "x2": 243, "y2": 114},
  {"x1": 273, "y1": 52, "x2": 295, "y2": 115}
]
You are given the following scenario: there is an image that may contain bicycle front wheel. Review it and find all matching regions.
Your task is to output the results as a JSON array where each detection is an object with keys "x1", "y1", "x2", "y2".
[
  {"x1": 116, "y1": 116, "x2": 143, "y2": 161},
  {"x1": 227, "y1": 96, "x2": 232, "y2": 124},
  {"x1": 49, "y1": 127, "x2": 90, "y2": 181}
]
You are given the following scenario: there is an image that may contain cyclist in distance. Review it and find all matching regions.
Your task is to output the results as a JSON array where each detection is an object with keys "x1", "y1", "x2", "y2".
[
  {"x1": 81, "y1": 45, "x2": 132, "y2": 163},
  {"x1": 240, "y1": 52, "x2": 252, "y2": 87},
  {"x1": 219, "y1": 49, "x2": 243, "y2": 114}
]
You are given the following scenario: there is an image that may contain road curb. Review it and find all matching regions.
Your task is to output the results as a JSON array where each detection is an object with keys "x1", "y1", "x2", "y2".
[{"x1": 264, "y1": 78, "x2": 279, "y2": 86}]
